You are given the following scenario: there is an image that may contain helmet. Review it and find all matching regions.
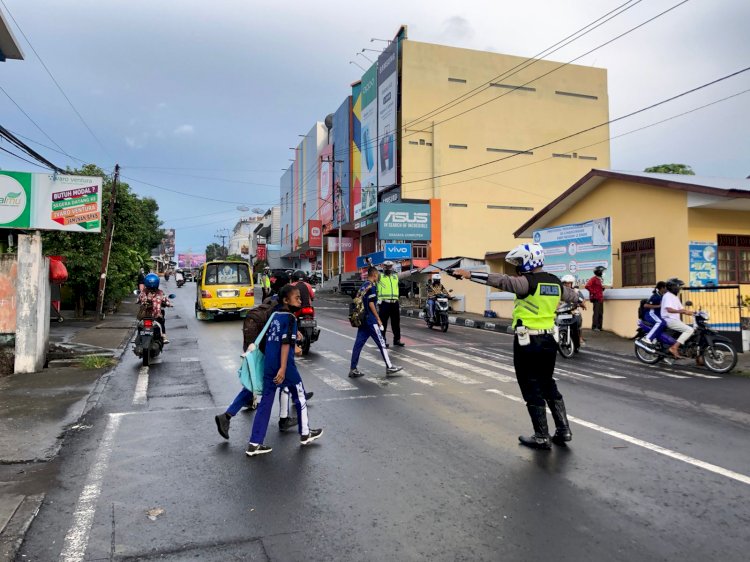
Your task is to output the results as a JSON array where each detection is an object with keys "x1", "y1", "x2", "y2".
[
  {"x1": 383, "y1": 260, "x2": 394, "y2": 269},
  {"x1": 594, "y1": 265, "x2": 607, "y2": 276},
  {"x1": 666, "y1": 277, "x2": 684, "y2": 295},
  {"x1": 292, "y1": 270, "x2": 306, "y2": 281},
  {"x1": 431, "y1": 273, "x2": 441, "y2": 281},
  {"x1": 561, "y1": 274, "x2": 575, "y2": 284},
  {"x1": 505, "y1": 243, "x2": 545, "y2": 273},
  {"x1": 144, "y1": 273, "x2": 160, "y2": 289},
  {"x1": 264, "y1": 266, "x2": 270, "y2": 272}
]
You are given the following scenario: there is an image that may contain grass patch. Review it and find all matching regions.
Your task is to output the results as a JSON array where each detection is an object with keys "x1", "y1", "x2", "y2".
[{"x1": 79, "y1": 355, "x2": 117, "y2": 370}]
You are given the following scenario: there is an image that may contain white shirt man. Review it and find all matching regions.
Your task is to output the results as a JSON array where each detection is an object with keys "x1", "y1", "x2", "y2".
[{"x1": 661, "y1": 288, "x2": 695, "y2": 357}]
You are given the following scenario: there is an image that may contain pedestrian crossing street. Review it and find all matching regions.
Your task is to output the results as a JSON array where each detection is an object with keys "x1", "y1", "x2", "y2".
[{"x1": 213, "y1": 335, "x2": 720, "y2": 397}]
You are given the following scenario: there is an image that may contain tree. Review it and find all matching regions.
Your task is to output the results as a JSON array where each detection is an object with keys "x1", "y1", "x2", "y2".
[
  {"x1": 205, "y1": 243, "x2": 227, "y2": 261},
  {"x1": 644, "y1": 163, "x2": 695, "y2": 175},
  {"x1": 43, "y1": 164, "x2": 163, "y2": 316}
]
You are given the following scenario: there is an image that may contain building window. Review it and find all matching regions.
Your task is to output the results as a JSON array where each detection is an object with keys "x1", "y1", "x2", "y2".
[
  {"x1": 408, "y1": 140, "x2": 419, "y2": 145},
  {"x1": 487, "y1": 147, "x2": 533, "y2": 155},
  {"x1": 448, "y1": 77, "x2": 467, "y2": 83},
  {"x1": 621, "y1": 238, "x2": 655, "y2": 287},
  {"x1": 552, "y1": 153, "x2": 572, "y2": 159},
  {"x1": 579, "y1": 155, "x2": 598, "y2": 161},
  {"x1": 718, "y1": 234, "x2": 750, "y2": 284},
  {"x1": 449, "y1": 144, "x2": 468, "y2": 150},
  {"x1": 449, "y1": 203, "x2": 468, "y2": 207},
  {"x1": 555, "y1": 90, "x2": 599, "y2": 100},
  {"x1": 490, "y1": 83, "x2": 536, "y2": 92},
  {"x1": 487, "y1": 204, "x2": 534, "y2": 211},
  {"x1": 413, "y1": 243, "x2": 428, "y2": 259}
]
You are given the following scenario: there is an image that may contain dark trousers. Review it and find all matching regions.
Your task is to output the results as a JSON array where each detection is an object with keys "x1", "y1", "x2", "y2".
[
  {"x1": 591, "y1": 300, "x2": 604, "y2": 330},
  {"x1": 351, "y1": 322, "x2": 393, "y2": 370},
  {"x1": 379, "y1": 301, "x2": 401, "y2": 343},
  {"x1": 513, "y1": 334, "x2": 562, "y2": 408}
]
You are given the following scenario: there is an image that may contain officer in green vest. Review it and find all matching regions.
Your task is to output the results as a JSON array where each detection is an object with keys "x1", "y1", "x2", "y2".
[
  {"x1": 260, "y1": 266, "x2": 272, "y2": 299},
  {"x1": 453, "y1": 243, "x2": 579, "y2": 450},
  {"x1": 377, "y1": 261, "x2": 405, "y2": 347}
]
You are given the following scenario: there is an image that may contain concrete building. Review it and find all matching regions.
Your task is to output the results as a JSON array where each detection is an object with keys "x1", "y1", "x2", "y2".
[
  {"x1": 251, "y1": 206, "x2": 286, "y2": 270},
  {"x1": 0, "y1": 8, "x2": 24, "y2": 62},
  {"x1": 228, "y1": 216, "x2": 262, "y2": 259}
]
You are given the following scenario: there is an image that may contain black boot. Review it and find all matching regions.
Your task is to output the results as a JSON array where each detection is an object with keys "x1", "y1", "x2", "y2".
[
  {"x1": 546, "y1": 398, "x2": 572, "y2": 446},
  {"x1": 518, "y1": 405, "x2": 551, "y2": 450}
]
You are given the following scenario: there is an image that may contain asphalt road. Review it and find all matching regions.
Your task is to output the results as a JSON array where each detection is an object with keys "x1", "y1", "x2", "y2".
[{"x1": 18, "y1": 280, "x2": 750, "y2": 561}]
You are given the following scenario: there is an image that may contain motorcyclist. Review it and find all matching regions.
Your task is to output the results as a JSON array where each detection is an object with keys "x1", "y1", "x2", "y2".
[
  {"x1": 559, "y1": 274, "x2": 586, "y2": 348},
  {"x1": 637, "y1": 281, "x2": 668, "y2": 350},
  {"x1": 138, "y1": 273, "x2": 171, "y2": 344},
  {"x1": 452, "y1": 243, "x2": 580, "y2": 450},
  {"x1": 661, "y1": 278, "x2": 695, "y2": 359},
  {"x1": 426, "y1": 274, "x2": 449, "y2": 321},
  {"x1": 291, "y1": 270, "x2": 315, "y2": 309},
  {"x1": 174, "y1": 269, "x2": 185, "y2": 286}
]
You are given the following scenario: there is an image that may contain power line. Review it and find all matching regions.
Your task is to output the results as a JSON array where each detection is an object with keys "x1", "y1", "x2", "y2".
[
  {"x1": 0, "y1": 144, "x2": 51, "y2": 169},
  {"x1": 0, "y1": 124, "x2": 65, "y2": 172},
  {"x1": 0, "y1": 0, "x2": 114, "y2": 161},
  {"x1": 120, "y1": 174, "x2": 280, "y2": 206}
]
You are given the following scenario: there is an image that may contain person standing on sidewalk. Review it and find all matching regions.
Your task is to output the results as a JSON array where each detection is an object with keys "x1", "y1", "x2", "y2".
[
  {"x1": 260, "y1": 266, "x2": 272, "y2": 300},
  {"x1": 349, "y1": 267, "x2": 403, "y2": 378},
  {"x1": 585, "y1": 266, "x2": 606, "y2": 331},
  {"x1": 377, "y1": 261, "x2": 405, "y2": 348},
  {"x1": 452, "y1": 243, "x2": 579, "y2": 450}
]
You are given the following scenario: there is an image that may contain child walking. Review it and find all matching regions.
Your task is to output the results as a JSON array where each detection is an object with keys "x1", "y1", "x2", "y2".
[{"x1": 246, "y1": 284, "x2": 323, "y2": 456}]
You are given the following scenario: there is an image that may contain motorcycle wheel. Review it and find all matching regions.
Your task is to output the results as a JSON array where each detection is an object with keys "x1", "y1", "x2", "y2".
[
  {"x1": 635, "y1": 343, "x2": 662, "y2": 365},
  {"x1": 142, "y1": 350, "x2": 150, "y2": 367},
  {"x1": 441, "y1": 317, "x2": 449, "y2": 332},
  {"x1": 558, "y1": 337, "x2": 575, "y2": 359},
  {"x1": 703, "y1": 342, "x2": 738, "y2": 374},
  {"x1": 301, "y1": 339, "x2": 311, "y2": 356}
]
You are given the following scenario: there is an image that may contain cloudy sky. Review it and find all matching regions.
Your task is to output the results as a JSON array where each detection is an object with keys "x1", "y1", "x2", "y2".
[{"x1": 1, "y1": 0, "x2": 748, "y2": 253}]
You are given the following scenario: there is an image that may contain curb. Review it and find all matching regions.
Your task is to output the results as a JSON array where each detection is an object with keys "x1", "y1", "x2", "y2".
[{"x1": 402, "y1": 308, "x2": 512, "y2": 333}]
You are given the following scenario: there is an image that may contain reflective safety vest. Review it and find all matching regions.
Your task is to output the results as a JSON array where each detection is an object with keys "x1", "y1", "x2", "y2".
[
  {"x1": 512, "y1": 272, "x2": 563, "y2": 330},
  {"x1": 260, "y1": 274, "x2": 271, "y2": 290},
  {"x1": 377, "y1": 273, "x2": 399, "y2": 301}
]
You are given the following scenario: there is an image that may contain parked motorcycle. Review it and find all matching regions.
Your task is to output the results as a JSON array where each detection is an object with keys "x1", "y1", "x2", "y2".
[
  {"x1": 634, "y1": 310, "x2": 738, "y2": 374},
  {"x1": 133, "y1": 292, "x2": 175, "y2": 367},
  {"x1": 555, "y1": 303, "x2": 580, "y2": 358},
  {"x1": 424, "y1": 293, "x2": 451, "y2": 332},
  {"x1": 296, "y1": 305, "x2": 320, "y2": 356}
]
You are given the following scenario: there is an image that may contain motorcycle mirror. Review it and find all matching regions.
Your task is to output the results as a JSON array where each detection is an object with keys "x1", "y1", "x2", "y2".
[
  {"x1": 684, "y1": 300, "x2": 693, "y2": 307},
  {"x1": 133, "y1": 290, "x2": 139, "y2": 296},
  {"x1": 169, "y1": 294, "x2": 176, "y2": 299}
]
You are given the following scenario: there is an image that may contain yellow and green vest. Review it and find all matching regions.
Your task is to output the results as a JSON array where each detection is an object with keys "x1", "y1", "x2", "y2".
[{"x1": 512, "y1": 272, "x2": 563, "y2": 330}]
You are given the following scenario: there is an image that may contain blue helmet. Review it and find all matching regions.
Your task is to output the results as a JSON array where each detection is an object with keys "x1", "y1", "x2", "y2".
[{"x1": 144, "y1": 273, "x2": 160, "y2": 289}]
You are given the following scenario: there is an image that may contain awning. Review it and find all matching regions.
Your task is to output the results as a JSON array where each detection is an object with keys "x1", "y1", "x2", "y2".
[{"x1": 420, "y1": 258, "x2": 462, "y2": 274}]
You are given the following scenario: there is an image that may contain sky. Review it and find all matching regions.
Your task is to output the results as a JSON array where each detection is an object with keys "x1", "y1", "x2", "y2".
[{"x1": 1, "y1": 0, "x2": 748, "y2": 254}]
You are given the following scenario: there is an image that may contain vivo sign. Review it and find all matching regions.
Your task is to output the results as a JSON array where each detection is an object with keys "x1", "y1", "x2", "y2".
[{"x1": 379, "y1": 203, "x2": 431, "y2": 241}]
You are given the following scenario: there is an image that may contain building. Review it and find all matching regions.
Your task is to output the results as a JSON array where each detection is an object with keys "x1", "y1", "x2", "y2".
[
  {"x1": 279, "y1": 27, "x2": 611, "y2": 279},
  {"x1": 0, "y1": 8, "x2": 24, "y2": 62},
  {"x1": 228, "y1": 216, "x2": 262, "y2": 259},
  {"x1": 251, "y1": 206, "x2": 286, "y2": 270}
]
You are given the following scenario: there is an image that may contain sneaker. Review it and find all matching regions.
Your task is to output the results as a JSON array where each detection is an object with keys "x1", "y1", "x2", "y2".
[
  {"x1": 348, "y1": 368, "x2": 365, "y2": 378},
  {"x1": 386, "y1": 365, "x2": 403, "y2": 376},
  {"x1": 385, "y1": 343, "x2": 390, "y2": 349},
  {"x1": 393, "y1": 341, "x2": 405, "y2": 347},
  {"x1": 300, "y1": 428, "x2": 324, "y2": 445},
  {"x1": 304, "y1": 391, "x2": 314, "y2": 401},
  {"x1": 214, "y1": 413, "x2": 230, "y2": 440},
  {"x1": 640, "y1": 337, "x2": 654, "y2": 345},
  {"x1": 245, "y1": 443, "x2": 272, "y2": 456},
  {"x1": 162, "y1": 337, "x2": 170, "y2": 344},
  {"x1": 278, "y1": 417, "x2": 298, "y2": 432}
]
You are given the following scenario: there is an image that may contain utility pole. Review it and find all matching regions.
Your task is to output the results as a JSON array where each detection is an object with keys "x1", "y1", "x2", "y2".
[
  {"x1": 96, "y1": 164, "x2": 119, "y2": 320},
  {"x1": 215, "y1": 230, "x2": 229, "y2": 259}
]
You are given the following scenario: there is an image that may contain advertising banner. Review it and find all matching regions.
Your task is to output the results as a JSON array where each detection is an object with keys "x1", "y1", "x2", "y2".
[
  {"x1": 327, "y1": 237, "x2": 354, "y2": 252},
  {"x1": 377, "y1": 41, "x2": 398, "y2": 191},
  {"x1": 533, "y1": 217, "x2": 612, "y2": 286},
  {"x1": 384, "y1": 242, "x2": 412, "y2": 259},
  {"x1": 177, "y1": 253, "x2": 206, "y2": 268},
  {"x1": 0, "y1": 171, "x2": 103, "y2": 232},
  {"x1": 161, "y1": 228, "x2": 175, "y2": 257},
  {"x1": 357, "y1": 63, "x2": 378, "y2": 220},
  {"x1": 319, "y1": 145, "x2": 333, "y2": 226},
  {"x1": 308, "y1": 220, "x2": 322, "y2": 248},
  {"x1": 256, "y1": 244, "x2": 267, "y2": 262},
  {"x1": 350, "y1": 82, "x2": 362, "y2": 222},
  {"x1": 378, "y1": 203, "x2": 431, "y2": 241},
  {"x1": 689, "y1": 242, "x2": 718, "y2": 287},
  {"x1": 333, "y1": 97, "x2": 351, "y2": 227}
]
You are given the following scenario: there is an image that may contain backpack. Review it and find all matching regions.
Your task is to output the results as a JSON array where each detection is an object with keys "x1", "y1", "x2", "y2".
[
  {"x1": 637, "y1": 298, "x2": 648, "y2": 320},
  {"x1": 348, "y1": 282, "x2": 370, "y2": 328},
  {"x1": 242, "y1": 303, "x2": 276, "y2": 351}
]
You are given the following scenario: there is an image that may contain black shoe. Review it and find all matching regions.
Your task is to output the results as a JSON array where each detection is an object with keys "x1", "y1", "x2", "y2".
[
  {"x1": 278, "y1": 417, "x2": 298, "y2": 432},
  {"x1": 348, "y1": 368, "x2": 365, "y2": 378},
  {"x1": 300, "y1": 428, "x2": 323, "y2": 445},
  {"x1": 393, "y1": 340, "x2": 405, "y2": 347},
  {"x1": 385, "y1": 343, "x2": 390, "y2": 348},
  {"x1": 305, "y1": 391, "x2": 314, "y2": 401},
  {"x1": 546, "y1": 399, "x2": 573, "y2": 446},
  {"x1": 386, "y1": 365, "x2": 403, "y2": 376},
  {"x1": 518, "y1": 405, "x2": 551, "y2": 450},
  {"x1": 245, "y1": 443, "x2": 272, "y2": 456},
  {"x1": 214, "y1": 414, "x2": 230, "y2": 440}
]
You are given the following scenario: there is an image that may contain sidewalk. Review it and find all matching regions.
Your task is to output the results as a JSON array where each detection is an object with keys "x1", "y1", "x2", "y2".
[{"x1": 0, "y1": 301, "x2": 137, "y2": 560}]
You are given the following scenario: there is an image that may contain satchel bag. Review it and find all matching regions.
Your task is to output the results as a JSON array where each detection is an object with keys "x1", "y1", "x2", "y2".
[
  {"x1": 348, "y1": 283, "x2": 370, "y2": 328},
  {"x1": 238, "y1": 312, "x2": 277, "y2": 393}
]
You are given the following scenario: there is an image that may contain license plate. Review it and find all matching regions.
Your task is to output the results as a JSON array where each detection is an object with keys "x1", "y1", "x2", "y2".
[
  {"x1": 557, "y1": 314, "x2": 573, "y2": 321},
  {"x1": 221, "y1": 304, "x2": 237, "y2": 309},
  {"x1": 299, "y1": 319, "x2": 316, "y2": 328},
  {"x1": 219, "y1": 290, "x2": 239, "y2": 298}
]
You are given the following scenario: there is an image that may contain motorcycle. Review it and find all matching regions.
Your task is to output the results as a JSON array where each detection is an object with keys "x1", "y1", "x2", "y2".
[
  {"x1": 424, "y1": 293, "x2": 451, "y2": 332},
  {"x1": 555, "y1": 303, "x2": 581, "y2": 358},
  {"x1": 175, "y1": 274, "x2": 185, "y2": 288},
  {"x1": 634, "y1": 310, "x2": 738, "y2": 374},
  {"x1": 295, "y1": 305, "x2": 320, "y2": 356},
  {"x1": 133, "y1": 292, "x2": 175, "y2": 367}
]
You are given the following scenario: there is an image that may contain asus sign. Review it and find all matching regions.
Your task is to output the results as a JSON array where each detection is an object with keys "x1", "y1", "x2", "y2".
[{"x1": 378, "y1": 203, "x2": 431, "y2": 241}]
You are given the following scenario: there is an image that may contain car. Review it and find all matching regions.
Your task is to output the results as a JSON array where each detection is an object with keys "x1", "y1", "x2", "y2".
[{"x1": 195, "y1": 261, "x2": 255, "y2": 320}]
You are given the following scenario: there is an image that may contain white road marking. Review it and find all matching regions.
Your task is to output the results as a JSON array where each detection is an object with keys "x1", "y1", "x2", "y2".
[
  {"x1": 356, "y1": 356, "x2": 399, "y2": 387},
  {"x1": 362, "y1": 352, "x2": 438, "y2": 386},
  {"x1": 180, "y1": 357, "x2": 200, "y2": 362},
  {"x1": 316, "y1": 392, "x2": 424, "y2": 402},
  {"x1": 397, "y1": 354, "x2": 480, "y2": 385},
  {"x1": 319, "y1": 326, "x2": 357, "y2": 341},
  {"x1": 485, "y1": 389, "x2": 750, "y2": 487},
  {"x1": 310, "y1": 367, "x2": 357, "y2": 391},
  {"x1": 318, "y1": 350, "x2": 349, "y2": 363},
  {"x1": 132, "y1": 366, "x2": 149, "y2": 405},
  {"x1": 435, "y1": 347, "x2": 517, "y2": 377},
  {"x1": 411, "y1": 348, "x2": 513, "y2": 383},
  {"x1": 59, "y1": 415, "x2": 123, "y2": 562}
]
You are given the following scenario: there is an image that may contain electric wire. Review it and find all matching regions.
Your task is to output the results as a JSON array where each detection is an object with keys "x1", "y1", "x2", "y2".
[{"x1": 0, "y1": 144, "x2": 51, "y2": 169}]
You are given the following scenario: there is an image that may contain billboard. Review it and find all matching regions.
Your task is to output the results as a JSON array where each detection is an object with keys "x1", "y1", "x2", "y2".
[
  {"x1": 350, "y1": 81, "x2": 362, "y2": 222},
  {"x1": 0, "y1": 171, "x2": 103, "y2": 232},
  {"x1": 177, "y1": 253, "x2": 206, "y2": 268},
  {"x1": 161, "y1": 228, "x2": 175, "y2": 257},
  {"x1": 533, "y1": 217, "x2": 612, "y2": 286},
  {"x1": 357, "y1": 63, "x2": 378, "y2": 219},
  {"x1": 319, "y1": 145, "x2": 333, "y2": 226},
  {"x1": 327, "y1": 237, "x2": 354, "y2": 252},
  {"x1": 379, "y1": 203, "x2": 431, "y2": 241},
  {"x1": 689, "y1": 242, "x2": 718, "y2": 287},
  {"x1": 377, "y1": 40, "x2": 398, "y2": 191},
  {"x1": 333, "y1": 97, "x2": 351, "y2": 227},
  {"x1": 308, "y1": 220, "x2": 322, "y2": 248}
]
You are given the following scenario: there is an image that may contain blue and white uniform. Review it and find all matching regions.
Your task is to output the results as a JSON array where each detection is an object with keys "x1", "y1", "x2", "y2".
[
  {"x1": 645, "y1": 291, "x2": 666, "y2": 341},
  {"x1": 350, "y1": 281, "x2": 394, "y2": 370}
]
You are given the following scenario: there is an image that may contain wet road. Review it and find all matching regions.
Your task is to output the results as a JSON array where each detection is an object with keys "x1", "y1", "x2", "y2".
[{"x1": 18, "y1": 281, "x2": 750, "y2": 561}]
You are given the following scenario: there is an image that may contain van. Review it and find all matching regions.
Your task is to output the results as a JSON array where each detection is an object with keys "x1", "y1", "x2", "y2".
[{"x1": 195, "y1": 261, "x2": 254, "y2": 320}]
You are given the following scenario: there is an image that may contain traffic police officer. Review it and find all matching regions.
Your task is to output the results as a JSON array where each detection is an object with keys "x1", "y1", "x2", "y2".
[
  {"x1": 453, "y1": 243, "x2": 579, "y2": 450},
  {"x1": 259, "y1": 266, "x2": 272, "y2": 299},
  {"x1": 377, "y1": 261, "x2": 405, "y2": 347}
]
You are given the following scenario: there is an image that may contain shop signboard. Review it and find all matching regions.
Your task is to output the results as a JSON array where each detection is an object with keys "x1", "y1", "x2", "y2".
[
  {"x1": 380, "y1": 187, "x2": 401, "y2": 204},
  {"x1": 319, "y1": 145, "x2": 333, "y2": 225},
  {"x1": 533, "y1": 217, "x2": 612, "y2": 286},
  {"x1": 350, "y1": 81, "x2": 363, "y2": 221},
  {"x1": 378, "y1": 203, "x2": 431, "y2": 241},
  {"x1": 0, "y1": 171, "x2": 103, "y2": 232},
  {"x1": 358, "y1": 63, "x2": 378, "y2": 218},
  {"x1": 308, "y1": 220, "x2": 323, "y2": 247},
  {"x1": 327, "y1": 237, "x2": 354, "y2": 252},
  {"x1": 333, "y1": 97, "x2": 351, "y2": 227},
  {"x1": 256, "y1": 244, "x2": 267, "y2": 261},
  {"x1": 384, "y1": 242, "x2": 412, "y2": 260},
  {"x1": 377, "y1": 41, "x2": 398, "y2": 191},
  {"x1": 689, "y1": 241, "x2": 718, "y2": 287}
]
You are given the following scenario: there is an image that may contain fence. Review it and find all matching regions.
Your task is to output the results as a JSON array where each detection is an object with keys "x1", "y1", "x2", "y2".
[{"x1": 682, "y1": 285, "x2": 744, "y2": 351}]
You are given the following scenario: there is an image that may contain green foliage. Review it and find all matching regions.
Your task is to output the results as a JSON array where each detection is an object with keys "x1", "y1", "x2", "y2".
[
  {"x1": 253, "y1": 259, "x2": 269, "y2": 274},
  {"x1": 79, "y1": 355, "x2": 117, "y2": 370},
  {"x1": 644, "y1": 163, "x2": 695, "y2": 175},
  {"x1": 43, "y1": 164, "x2": 162, "y2": 316},
  {"x1": 205, "y1": 243, "x2": 227, "y2": 261},
  {"x1": 224, "y1": 254, "x2": 248, "y2": 262}
]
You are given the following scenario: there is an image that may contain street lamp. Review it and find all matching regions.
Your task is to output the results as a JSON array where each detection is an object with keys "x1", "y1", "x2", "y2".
[
  {"x1": 357, "y1": 52, "x2": 373, "y2": 63},
  {"x1": 349, "y1": 60, "x2": 366, "y2": 72}
]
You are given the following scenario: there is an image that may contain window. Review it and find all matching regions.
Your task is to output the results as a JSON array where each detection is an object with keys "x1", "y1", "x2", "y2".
[
  {"x1": 621, "y1": 238, "x2": 655, "y2": 286},
  {"x1": 555, "y1": 90, "x2": 598, "y2": 100},
  {"x1": 486, "y1": 147, "x2": 533, "y2": 155},
  {"x1": 579, "y1": 155, "x2": 598, "y2": 161},
  {"x1": 449, "y1": 144, "x2": 468, "y2": 150},
  {"x1": 413, "y1": 243, "x2": 428, "y2": 259},
  {"x1": 490, "y1": 83, "x2": 536, "y2": 92},
  {"x1": 448, "y1": 77, "x2": 467, "y2": 83},
  {"x1": 552, "y1": 153, "x2": 572, "y2": 159},
  {"x1": 204, "y1": 263, "x2": 250, "y2": 286},
  {"x1": 718, "y1": 234, "x2": 750, "y2": 284},
  {"x1": 487, "y1": 204, "x2": 534, "y2": 211},
  {"x1": 449, "y1": 203, "x2": 468, "y2": 207}
]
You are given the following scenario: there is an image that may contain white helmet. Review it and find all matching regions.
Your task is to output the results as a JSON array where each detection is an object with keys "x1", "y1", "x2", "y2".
[
  {"x1": 561, "y1": 274, "x2": 575, "y2": 284},
  {"x1": 431, "y1": 273, "x2": 441, "y2": 281},
  {"x1": 506, "y1": 243, "x2": 545, "y2": 273}
]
